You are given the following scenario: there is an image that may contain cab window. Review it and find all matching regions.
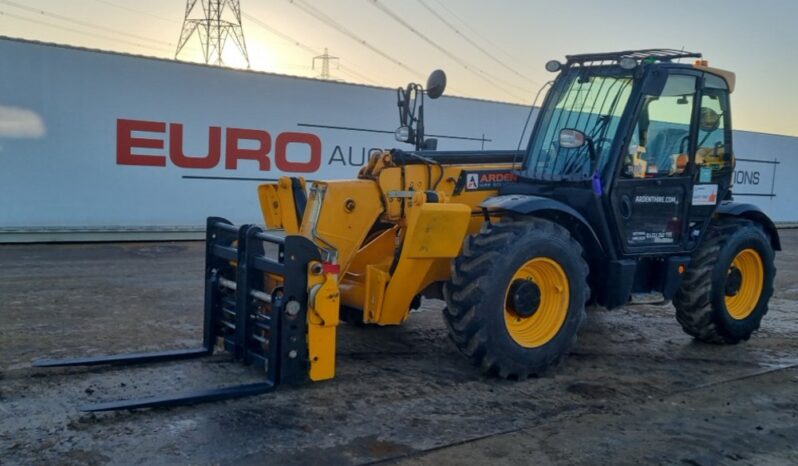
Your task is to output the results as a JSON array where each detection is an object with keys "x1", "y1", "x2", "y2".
[
  {"x1": 695, "y1": 74, "x2": 732, "y2": 183},
  {"x1": 624, "y1": 74, "x2": 696, "y2": 178}
]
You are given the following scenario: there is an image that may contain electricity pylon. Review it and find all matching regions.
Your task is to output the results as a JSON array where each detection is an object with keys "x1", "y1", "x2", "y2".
[
  {"x1": 176, "y1": 0, "x2": 250, "y2": 68},
  {"x1": 313, "y1": 48, "x2": 339, "y2": 80}
]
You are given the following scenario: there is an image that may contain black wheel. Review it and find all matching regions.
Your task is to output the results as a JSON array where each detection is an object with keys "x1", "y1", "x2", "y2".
[
  {"x1": 674, "y1": 218, "x2": 776, "y2": 344},
  {"x1": 443, "y1": 218, "x2": 589, "y2": 379}
]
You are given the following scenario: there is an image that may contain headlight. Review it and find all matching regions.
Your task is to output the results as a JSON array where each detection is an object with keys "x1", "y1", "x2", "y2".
[
  {"x1": 545, "y1": 60, "x2": 563, "y2": 73},
  {"x1": 395, "y1": 126, "x2": 412, "y2": 143},
  {"x1": 618, "y1": 57, "x2": 637, "y2": 70}
]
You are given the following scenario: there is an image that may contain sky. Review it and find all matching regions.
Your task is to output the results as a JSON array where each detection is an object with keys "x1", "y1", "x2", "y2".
[{"x1": 0, "y1": 0, "x2": 796, "y2": 136}]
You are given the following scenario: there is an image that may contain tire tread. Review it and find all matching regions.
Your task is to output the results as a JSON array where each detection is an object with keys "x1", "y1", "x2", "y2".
[{"x1": 444, "y1": 217, "x2": 589, "y2": 379}]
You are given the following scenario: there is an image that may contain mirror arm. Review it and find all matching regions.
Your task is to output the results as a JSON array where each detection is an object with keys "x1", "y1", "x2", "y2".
[
  {"x1": 585, "y1": 137, "x2": 599, "y2": 173},
  {"x1": 397, "y1": 87, "x2": 407, "y2": 126},
  {"x1": 416, "y1": 94, "x2": 426, "y2": 150},
  {"x1": 396, "y1": 72, "x2": 445, "y2": 149}
]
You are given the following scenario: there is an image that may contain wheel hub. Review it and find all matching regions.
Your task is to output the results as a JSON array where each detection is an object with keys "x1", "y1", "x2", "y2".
[
  {"x1": 725, "y1": 266, "x2": 743, "y2": 297},
  {"x1": 725, "y1": 248, "x2": 765, "y2": 320},
  {"x1": 508, "y1": 279, "x2": 541, "y2": 318},
  {"x1": 503, "y1": 256, "x2": 570, "y2": 348}
]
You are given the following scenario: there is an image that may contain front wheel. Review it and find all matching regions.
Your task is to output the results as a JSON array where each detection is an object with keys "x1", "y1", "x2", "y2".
[
  {"x1": 674, "y1": 218, "x2": 776, "y2": 344},
  {"x1": 443, "y1": 218, "x2": 589, "y2": 379}
]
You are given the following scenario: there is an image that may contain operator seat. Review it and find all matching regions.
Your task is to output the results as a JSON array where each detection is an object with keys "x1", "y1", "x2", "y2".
[{"x1": 646, "y1": 128, "x2": 689, "y2": 175}]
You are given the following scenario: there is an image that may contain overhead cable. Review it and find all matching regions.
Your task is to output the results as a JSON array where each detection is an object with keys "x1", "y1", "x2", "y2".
[
  {"x1": 415, "y1": 0, "x2": 540, "y2": 88},
  {"x1": 0, "y1": 8, "x2": 174, "y2": 55},
  {"x1": 288, "y1": 0, "x2": 424, "y2": 80},
  {"x1": 0, "y1": 0, "x2": 177, "y2": 48},
  {"x1": 368, "y1": 0, "x2": 529, "y2": 101}
]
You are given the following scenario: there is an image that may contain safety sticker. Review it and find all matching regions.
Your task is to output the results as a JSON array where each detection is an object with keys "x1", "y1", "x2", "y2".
[
  {"x1": 699, "y1": 167, "x2": 713, "y2": 183},
  {"x1": 692, "y1": 184, "x2": 718, "y2": 206}
]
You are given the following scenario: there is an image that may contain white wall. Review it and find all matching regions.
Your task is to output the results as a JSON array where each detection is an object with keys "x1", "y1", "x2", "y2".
[
  {"x1": 731, "y1": 130, "x2": 795, "y2": 222},
  {"x1": 0, "y1": 37, "x2": 795, "y2": 242},
  {"x1": 0, "y1": 37, "x2": 530, "y2": 241}
]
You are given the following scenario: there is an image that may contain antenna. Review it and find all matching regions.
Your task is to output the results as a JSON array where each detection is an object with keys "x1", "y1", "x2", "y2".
[
  {"x1": 312, "y1": 48, "x2": 340, "y2": 79},
  {"x1": 176, "y1": 0, "x2": 250, "y2": 68}
]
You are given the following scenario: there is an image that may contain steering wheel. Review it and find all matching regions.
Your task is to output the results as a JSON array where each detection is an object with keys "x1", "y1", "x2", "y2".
[{"x1": 714, "y1": 141, "x2": 725, "y2": 159}]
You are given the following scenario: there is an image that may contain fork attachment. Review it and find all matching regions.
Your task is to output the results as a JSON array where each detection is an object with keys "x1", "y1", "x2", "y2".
[{"x1": 33, "y1": 217, "x2": 322, "y2": 411}]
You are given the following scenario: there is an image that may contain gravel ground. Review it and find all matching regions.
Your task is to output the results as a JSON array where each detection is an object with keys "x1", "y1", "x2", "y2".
[{"x1": 1, "y1": 230, "x2": 796, "y2": 465}]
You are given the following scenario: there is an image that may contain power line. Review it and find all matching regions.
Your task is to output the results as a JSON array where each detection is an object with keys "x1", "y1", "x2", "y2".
[
  {"x1": 430, "y1": 0, "x2": 522, "y2": 66},
  {"x1": 368, "y1": 0, "x2": 529, "y2": 101},
  {"x1": 415, "y1": 0, "x2": 540, "y2": 88},
  {"x1": 86, "y1": 0, "x2": 202, "y2": 54},
  {"x1": 89, "y1": 0, "x2": 377, "y2": 84},
  {"x1": 288, "y1": 0, "x2": 424, "y2": 80},
  {"x1": 336, "y1": 62, "x2": 380, "y2": 85},
  {"x1": 370, "y1": 0, "x2": 530, "y2": 97},
  {"x1": 242, "y1": 12, "x2": 380, "y2": 84},
  {"x1": 98, "y1": 0, "x2": 444, "y2": 88},
  {"x1": 89, "y1": 0, "x2": 178, "y2": 24},
  {"x1": 0, "y1": 0, "x2": 177, "y2": 48},
  {"x1": 0, "y1": 9, "x2": 175, "y2": 55},
  {"x1": 0, "y1": 0, "x2": 377, "y2": 85},
  {"x1": 243, "y1": 12, "x2": 315, "y2": 55}
]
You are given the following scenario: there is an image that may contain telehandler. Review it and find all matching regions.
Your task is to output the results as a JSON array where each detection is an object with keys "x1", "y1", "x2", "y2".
[{"x1": 38, "y1": 49, "x2": 779, "y2": 411}]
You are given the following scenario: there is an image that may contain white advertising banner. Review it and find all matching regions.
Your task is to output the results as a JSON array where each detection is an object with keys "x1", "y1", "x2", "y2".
[
  {"x1": 731, "y1": 130, "x2": 794, "y2": 222},
  {"x1": 0, "y1": 38, "x2": 795, "y2": 242},
  {"x1": 0, "y1": 37, "x2": 530, "y2": 241}
]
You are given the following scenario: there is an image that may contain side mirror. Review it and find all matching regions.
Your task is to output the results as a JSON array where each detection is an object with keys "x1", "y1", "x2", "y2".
[
  {"x1": 559, "y1": 128, "x2": 587, "y2": 149},
  {"x1": 426, "y1": 69, "x2": 447, "y2": 99},
  {"x1": 560, "y1": 128, "x2": 600, "y2": 176},
  {"x1": 699, "y1": 107, "x2": 721, "y2": 132}
]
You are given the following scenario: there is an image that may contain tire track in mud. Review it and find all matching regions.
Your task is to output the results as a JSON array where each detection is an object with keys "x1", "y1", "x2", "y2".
[
  {"x1": 2, "y1": 233, "x2": 797, "y2": 465},
  {"x1": 383, "y1": 365, "x2": 798, "y2": 465}
]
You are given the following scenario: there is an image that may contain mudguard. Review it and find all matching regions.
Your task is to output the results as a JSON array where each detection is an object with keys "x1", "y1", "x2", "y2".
[
  {"x1": 717, "y1": 201, "x2": 781, "y2": 250},
  {"x1": 481, "y1": 194, "x2": 604, "y2": 256}
]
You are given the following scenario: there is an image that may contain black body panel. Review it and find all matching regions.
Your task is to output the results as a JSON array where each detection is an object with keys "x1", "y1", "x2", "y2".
[
  {"x1": 717, "y1": 201, "x2": 781, "y2": 250},
  {"x1": 397, "y1": 149, "x2": 522, "y2": 165},
  {"x1": 487, "y1": 183, "x2": 607, "y2": 260},
  {"x1": 406, "y1": 53, "x2": 778, "y2": 309}
]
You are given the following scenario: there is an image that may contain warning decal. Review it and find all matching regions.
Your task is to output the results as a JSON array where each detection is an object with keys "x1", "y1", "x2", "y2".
[{"x1": 692, "y1": 184, "x2": 719, "y2": 206}]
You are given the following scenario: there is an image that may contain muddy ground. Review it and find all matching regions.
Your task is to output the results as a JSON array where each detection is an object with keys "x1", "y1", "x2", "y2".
[{"x1": 1, "y1": 230, "x2": 797, "y2": 465}]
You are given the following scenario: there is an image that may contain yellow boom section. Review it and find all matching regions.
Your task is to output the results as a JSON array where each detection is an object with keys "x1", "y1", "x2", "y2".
[{"x1": 259, "y1": 151, "x2": 517, "y2": 327}]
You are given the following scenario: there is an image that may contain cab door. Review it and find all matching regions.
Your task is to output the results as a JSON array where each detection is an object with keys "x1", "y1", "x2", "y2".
[{"x1": 609, "y1": 72, "x2": 699, "y2": 254}]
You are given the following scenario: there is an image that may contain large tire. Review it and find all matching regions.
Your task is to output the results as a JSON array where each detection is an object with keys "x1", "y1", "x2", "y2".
[
  {"x1": 674, "y1": 218, "x2": 776, "y2": 344},
  {"x1": 443, "y1": 218, "x2": 589, "y2": 379}
]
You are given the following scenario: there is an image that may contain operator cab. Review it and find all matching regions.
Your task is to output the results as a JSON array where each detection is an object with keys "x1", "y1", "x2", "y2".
[{"x1": 502, "y1": 49, "x2": 736, "y2": 257}]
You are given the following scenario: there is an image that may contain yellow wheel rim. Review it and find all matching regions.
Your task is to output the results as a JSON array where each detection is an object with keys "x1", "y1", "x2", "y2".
[
  {"x1": 504, "y1": 257, "x2": 570, "y2": 348},
  {"x1": 725, "y1": 248, "x2": 764, "y2": 320}
]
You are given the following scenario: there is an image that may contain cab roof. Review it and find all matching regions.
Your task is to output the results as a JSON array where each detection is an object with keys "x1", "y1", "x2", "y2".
[
  {"x1": 562, "y1": 48, "x2": 735, "y2": 93},
  {"x1": 564, "y1": 49, "x2": 702, "y2": 65}
]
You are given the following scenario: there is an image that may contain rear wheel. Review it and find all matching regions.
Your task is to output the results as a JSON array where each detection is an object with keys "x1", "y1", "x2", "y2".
[
  {"x1": 443, "y1": 218, "x2": 589, "y2": 379},
  {"x1": 674, "y1": 218, "x2": 776, "y2": 344}
]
